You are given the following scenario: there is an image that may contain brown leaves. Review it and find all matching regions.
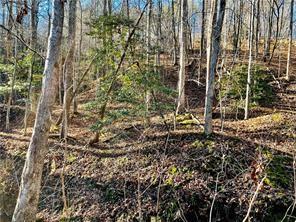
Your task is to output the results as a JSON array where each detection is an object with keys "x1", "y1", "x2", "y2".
[{"x1": 16, "y1": 0, "x2": 28, "y2": 24}]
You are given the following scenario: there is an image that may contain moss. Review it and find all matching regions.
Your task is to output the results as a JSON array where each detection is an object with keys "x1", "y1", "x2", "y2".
[{"x1": 265, "y1": 154, "x2": 292, "y2": 188}]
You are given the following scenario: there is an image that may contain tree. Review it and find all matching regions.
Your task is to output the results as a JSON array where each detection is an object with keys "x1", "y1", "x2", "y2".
[
  {"x1": 244, "y1": 0, "x2": 255, "y2": 120},
  {"x1": 286, "y1": 0, "x2": 294, "y2": 80},
  {"x1": 263, "y1": 0, "x2": 274, "y2": 62},
  {"x1": 145, "y1": 0, "x2": 152, "y2": 114},
  {"x1": 12, "y1": 0, "x2": 64, "y2": 220},
  {"x1": 24, "y1": 0, "x2": 39, "y2": 135},
  {"x1": 198, "y1": 0, "x2": 206, "y2": 84},
  {"x1": 60, "y1": 0, "x2": 77, "y2": 139},
  {"x1": 176, "y1": 0, "x2": 188, "y2": 114},
  {"x1": 204, "y1": 0, "x2": 226, "y2": 135},
  {"x1": 171, "y1": 0, "x2": 177, "y2": 66}
]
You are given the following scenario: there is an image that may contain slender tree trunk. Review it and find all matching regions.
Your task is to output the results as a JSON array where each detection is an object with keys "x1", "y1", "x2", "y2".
[
  {"x1": 204, "y1": 0, "x2": 226, "y2": 135},
  {"x1": 73, "y1": 0, "x2": 83, "y2": 113},
  {"x1": 145, "y1": 0, "x2": 152, "y2": 114},
  {"x1": 255, "y1": 0, "x2": 260, "y2": 58},
  {"x1": 60, "y1": 0, "x2": 77, "y2": 139},
  {"x1": 6, "y1": 37, "x2": 17, "y2": 131},
  {"x1": 155, "y1": 0, "x2": 162, "y2": 66},
  {"x1": 12, "y1": 1, "x2": 64, "y2": 220},
  {"x1": 244, "y1": 0, "x2": 255, "y2": 120},
  {"x1": 24, "y1": 0, "x2": 39, "y2": 135},
  {"x1": 198, "y1": 0, "x2": 205, "y2": 84},
  {"x1": 263, "y1": 1, "x2": 274, "y2": 62},
  {"x1": 171, "y1": 0, "x2": 178, "y2": 65},
  {"x1": 269, "y1": 1, "x2": 283, "y2": 64},
  {"x1": 176, "y1": 0, "x2": 187, "y2": 114},
  {"x1": 286, "y1": 0, "x2": 294, "y2": 80},
  {"x1": 5, "y1": 1, "x2": 15, "y2": 130}
]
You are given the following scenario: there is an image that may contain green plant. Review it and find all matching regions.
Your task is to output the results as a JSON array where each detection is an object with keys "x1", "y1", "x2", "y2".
[{"x1": 220, "y1": 65, "x2": 274, "y2": 110}]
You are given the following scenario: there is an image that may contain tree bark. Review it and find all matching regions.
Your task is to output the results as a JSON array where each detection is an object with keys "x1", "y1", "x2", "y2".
[
  {"x1": 12, "y1": 0, "x2": 64, "y2": 221},
  {"x1": 24, "y1": 0, "x2": 39, "y2": 135},
  {"x1": 244, "y1": 0, "x2": 255, "y2": 120},
  {"x1": 60, "y1": 0, "x2": 77, "y2": 139},
  {"x1": 171, "y1": 0, "x2": 178, "y2": 65},
  {"x1": 204, "y1": 0, "x2": 226, "y2": 135},
  {"x1": 198, "y1": 0, "x2": 205, "y2": 84},
  {"x1": 286, "y1": 0, "x2": 294, "y2": 80},
  {"x1": 263, "y1": 0, "x2": 274, "y2": 62},
  {"x1": 145, "y1": 0, "x2": 152, "y2": 114},
  {"x1": 176, "y1": 0, "x2": 187, "y2": 114}
]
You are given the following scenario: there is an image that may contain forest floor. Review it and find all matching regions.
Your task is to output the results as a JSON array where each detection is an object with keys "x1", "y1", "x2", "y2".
[{"x1": 1, "y1": 50, "x2": 296, "y2": 222}]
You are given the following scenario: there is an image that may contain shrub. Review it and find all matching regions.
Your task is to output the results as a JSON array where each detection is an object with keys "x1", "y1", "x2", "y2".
[{"x1": 220, "y1": 65, "x2": 274, "y2": 109}]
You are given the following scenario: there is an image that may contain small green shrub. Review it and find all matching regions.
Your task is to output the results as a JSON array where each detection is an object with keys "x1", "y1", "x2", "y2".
[{"x1": 220, "y1": 65, "x2": 274, "y2": 109}]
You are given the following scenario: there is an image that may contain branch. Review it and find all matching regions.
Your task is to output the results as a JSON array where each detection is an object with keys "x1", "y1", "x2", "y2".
[{"x1": 0, "y1": 24, "x2": 45, "y2": 59}]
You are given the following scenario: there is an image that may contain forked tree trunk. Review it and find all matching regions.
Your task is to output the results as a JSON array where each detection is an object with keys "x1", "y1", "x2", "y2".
[
  {"x1": 244, "y1": 0, "x2": 255, "y2": 120},
  {"x1": 286, "y1": 0, "x2": 294, "y2": 80},
  {"x1": 12, "y1": 0, "x2": 64, "y2": 221},
  {"x1": 263, "y1": 1, "x2": 274, "y2": 61},
  {"x1": 176, "y1": 0, "x2": 187, "y2": 114},
  {"x1": 204, "y1": 0, "x2": 226, "y2": 135}
]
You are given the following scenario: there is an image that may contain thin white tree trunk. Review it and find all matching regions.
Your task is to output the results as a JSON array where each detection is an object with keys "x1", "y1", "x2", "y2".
[
  {"x1": 12, "y1": 0, "x2": 64, "y2": 221},
  {"x1": 244, "y1": 0, "x2": 255, "y2": 120}
]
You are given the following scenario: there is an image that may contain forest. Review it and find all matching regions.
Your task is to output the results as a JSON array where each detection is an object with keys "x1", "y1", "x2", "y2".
[{"x1": 0, "y1": 0, "x2": 296, "y2": 221}]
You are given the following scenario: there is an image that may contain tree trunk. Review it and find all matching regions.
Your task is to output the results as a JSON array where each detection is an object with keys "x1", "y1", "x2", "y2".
[
  {"x1": 145, "y1": 0, "x2": 152, "y2": 114},
  {"x1": 176, "y1": 0, "x2": 187, "y2": 114},
  {"x1": 198, "y1": 0, "x2": 205, "y2": 84},
  {"x1": 263, "y1": 1, "x2": 274, "y2": 62},
  {"x1": 12, "y1": 0, "x2": 64, "y2": 220},
  {"x1": 286, "y1": 0, "x2": 294, "y2": 80},
  {"x1": 73, "y1": 0, "x2": 83, "y2": 113},
  {"x1": 204, "y1": 0, "x2": 226, "y2": 135},
  {"x1": 255, "y1": 0, "x2": 260, "y2": 58},
  {"x1": 60, "y1": 0, "x2": 77, "y2": 139},
  {"x1": 244, "y1": 0, "x2": 255, "y2": 120},
  {"x1": 268, "y1": 1, "x2": 283, "y2": 64},
  {"x1": 171, "y1": 0, "x2": 178, "y2": 66},
  {"x1": 155, "y1": 0, "x2": 162, "y2": 66},
  {"x1": 24, "y1": 0, "x2": 39, "y2": 135},
  {"x1": 5, "y1": 37, "x2": 17, "y2": 131}
]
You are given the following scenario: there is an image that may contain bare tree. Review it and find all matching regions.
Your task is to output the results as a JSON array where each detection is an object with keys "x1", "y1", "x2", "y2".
[
  {"x1": 204, "y1": 0, "x2": 226, "y2": 135},
  {"x1": 286, "y1": 0, "x2": 294, "y2": 80},
  {"x1": 176, "y1": 0, "x2": 188, "y2": 114},
  {"x1": 244, "y1": 0, "x2": 255, "y2": 120},
  {"x1": 24, "y1": 0, "x2": 39, "y2": 135},
  {"x1": 60, "y1": 0, "x2": 77, "y2": 139},
  {"x1": 171, "y1": 0, "x2": 178, "y2": 66},
  {"x1": 12, "y1": 0, "x2": 64, "y2": 220}
]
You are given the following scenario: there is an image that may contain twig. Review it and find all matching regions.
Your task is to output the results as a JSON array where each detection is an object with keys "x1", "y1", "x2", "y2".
[
  {"x1": 281, "y1": 155, "x2": 296, "y2": 222},
  {"x1": 242, "y1": 175, "x2": 267, "y2": 222},
  {"x1": 209, "y1": 152, "x2": 226, "y2": 222}
]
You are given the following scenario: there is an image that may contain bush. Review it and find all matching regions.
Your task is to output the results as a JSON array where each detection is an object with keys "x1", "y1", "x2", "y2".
[{"x1": 220, "y1": 65, "x2": 274, "y2": 109}]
